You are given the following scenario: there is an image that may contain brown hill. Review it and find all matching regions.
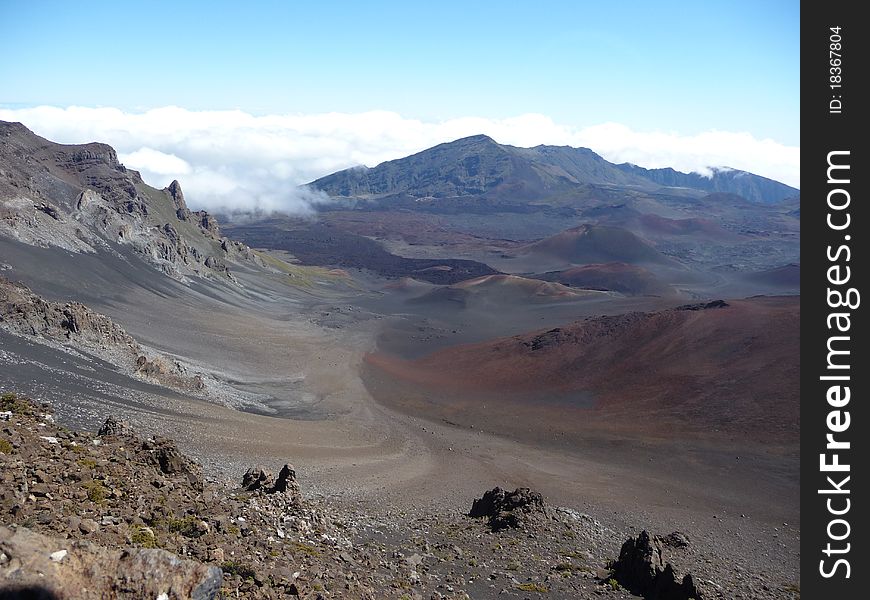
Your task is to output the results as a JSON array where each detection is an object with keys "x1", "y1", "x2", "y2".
[
  {"x1": 520, "y1": 224, "x2": 670, "y2": 265},
  {"x1": 533, "y1": 263, "x2": 672, "y2": 296},
  {"x1": 366, "y1": 296, "x2": 799, "y2": 442}
]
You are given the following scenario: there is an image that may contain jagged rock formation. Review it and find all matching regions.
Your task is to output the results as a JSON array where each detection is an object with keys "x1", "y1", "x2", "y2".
[
  {"x1": 0, "y1": 276, "x2": 138, "y2": 349},
  {"x1": 166, "y1": 179, "x2": 190, "y2": 221},
  {"x1": 611, "y1": 530, "x2": 702, "y2": 600},
  {"x1": 97, "y1": 416, "x2": 128, "y2": 437},
  {"x1": 241, "y1": 465, "x2": 300, "y2": 497},
  {"x1": 468, "y1": 487, "x2": 546, "y2": 531},
  {"x1": 0, "y1": 121, "x2": 265, "y2": 283}
]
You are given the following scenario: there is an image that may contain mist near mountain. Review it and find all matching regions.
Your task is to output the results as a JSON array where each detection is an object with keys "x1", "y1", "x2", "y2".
[{"x1": 0, "y1": 106, "x2": 800, "y2": 214}]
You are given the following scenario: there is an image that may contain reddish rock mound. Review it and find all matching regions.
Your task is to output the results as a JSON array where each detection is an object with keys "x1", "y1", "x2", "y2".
[
  {"x1": 521, "y1": 224, "x2": 670, "y2": 265},
  {"x1": 366, "y1": 296, "x2": 799, "y2": 441}
]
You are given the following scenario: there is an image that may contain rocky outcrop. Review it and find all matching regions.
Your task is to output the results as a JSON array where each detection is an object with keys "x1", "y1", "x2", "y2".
[
  {"x1": 611, "y1": 530, "x2": 702, "y2": 600},
  {"x1": 0, "y1": 277, "x2": 138, "y2": 350},
  {"x1": 0, "y1": 525, "x2": 222, "y2": 600},
  {"x1": 0, "y1": 393, "x2": 378, "y2": 599},
  {"x1": 97, "y1": 416, "x2": 128, "y2": 437},
  {"x1": 166, "y1": 179, "x2": 190, "y2": 221},
  {"x1": 240, "y1": 464, "x2": 299, "y2": 497},
  {"x1": 676, "y1": 300, "x2": 729, "y2": 311},
  {"x1": 469, "y1": 486, "x2": 545, "y2": 531},
  {"x1": 0, "y1": 279, "x2": 211, "y2": 398},
  {"x1": 195, "y1": 211, "x2": 220, "y2": 238},
  {"x1": 143, "y1": 437, "x2": 203, "y2": 489},
  {"x1": 0, "y1": 121, "x2": 267, "y2": 283}
]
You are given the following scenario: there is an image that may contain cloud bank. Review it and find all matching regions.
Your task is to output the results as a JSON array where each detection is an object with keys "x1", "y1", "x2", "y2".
[{"x1": 0, "y1": 106, "x2": 799, "y2": 214}]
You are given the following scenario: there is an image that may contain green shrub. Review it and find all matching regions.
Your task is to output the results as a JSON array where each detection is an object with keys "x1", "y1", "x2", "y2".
[
  {"x1": 221, "y1": 560, "x2": 256, "y2": 580},
  {"x1": 168, "y1": 516, "x2": 204, "y2": 538},
  {"x1": 83, "y1": 481, "x2": 107, "y2": 504},
  {"x1": 130, "y1": 525, "x2": 157, "y2": 548},
  {"x1": 0, "y1": 439, "x2": 12, "y2": 454},
  {"x1": 517, "y1": 582, "x2": 549, "y2": 593},
  {"x1": 1, "y1": 392, "x2": 32, "y2": 415},
  {"x1": 289, "y1": 541, "x2": 321, "y2": 557}
]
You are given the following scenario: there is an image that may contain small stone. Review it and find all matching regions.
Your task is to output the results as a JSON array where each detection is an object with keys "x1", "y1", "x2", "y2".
[
  {"x1": 80, "y1": 518, "x2": 98, "y2": 534},
  {"x1": 49, "y1": 549, "x2": 68, "y2": 562}
]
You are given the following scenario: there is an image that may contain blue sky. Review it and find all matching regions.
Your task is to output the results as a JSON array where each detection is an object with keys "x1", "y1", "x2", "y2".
[
  {"x1": 0, "y1": 1, "x2": 799, "y2": 211},
  {"x1": 2, "y1": 0, "x2": 798, "y2": 143}
]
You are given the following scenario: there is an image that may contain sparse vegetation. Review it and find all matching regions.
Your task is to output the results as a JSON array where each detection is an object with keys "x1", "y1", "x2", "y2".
[
  {"x1": 517, "y1": 582, "x2": 549, "y2": 593},
  {"x1": 221, "y1": 560, "x2": 256, "y2": 580},
  {"x1": 289, "y1": 540, "x2": 321, "y2": 557},
  {"x1": 1, "y1": 392, "x2": 32, "y2": 415},
  {"x1": 130, "y1": 525, "x2": 157, "y2": 548},
  {"x1": 168, "y1": 516, "x2": 204, "y2": 538},
  {"x1": 83, "y1": 480, "x2": 107, "y2": 505}
]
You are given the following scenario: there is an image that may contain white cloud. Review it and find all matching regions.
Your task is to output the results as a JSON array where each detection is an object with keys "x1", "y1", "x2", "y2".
[
  {"x1": 0, "y1": 106, "x2": 799, "y2": 214},
  {"x1": 118, "y1": 148, "x2": 191, "y2": 175}
]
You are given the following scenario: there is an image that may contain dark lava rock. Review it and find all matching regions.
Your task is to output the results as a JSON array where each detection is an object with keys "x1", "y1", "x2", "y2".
[
  {"x1": 143, "y1": 437, "x2": 202, "y2": 489},
  {"x1": 469, "y1": 487, "x2": 545, "y2": 531},
  {"x1": 272, "y1": 463, "x2": 298, "y2": 495},
  {"x1": 611, "y1": 530, "x2": 701, "y2": 600},
  {"x1": 97, "y1": 416, "x2": 128, "y2": 437},
  {"x1": 241, "y1": 464, "x2": 298, "y2": 496},
  {"x1": 676, "y1": 300, "x2": 729, "y2": 311},
  {"x1": 662, "y1": 531, "x2": 691, "y2": 548},
  {"x1": 241, "y1": 467, "x2": 273, "y2": 491}
]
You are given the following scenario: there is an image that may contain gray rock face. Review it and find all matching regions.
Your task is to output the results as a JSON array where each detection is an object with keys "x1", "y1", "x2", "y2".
[
  {"x1": 166, "y1": 180, "x2": 187, "y2": 211},
  {"x1": 0, "y1": 525, "x2": 223, "y2": 600},
  {"x1": 0, "y1": 121, "x2": 259, "y2": 283},
  {"x1": 611, "y1": 530, "x2": 701, "y2": 600},
  {"x1": 0, "y1": 277, "x2": 138, "y2": 350},
  {"x1": 196, "y1": 212, "x2": 220, "y2": 238}
]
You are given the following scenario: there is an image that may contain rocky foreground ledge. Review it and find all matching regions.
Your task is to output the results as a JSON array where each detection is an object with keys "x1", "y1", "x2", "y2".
[{"x1": 0, "y1": 392, "x2": 793, "y2": 599}]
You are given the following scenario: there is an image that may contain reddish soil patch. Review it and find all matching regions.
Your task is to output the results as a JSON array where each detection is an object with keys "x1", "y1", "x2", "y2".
[{"x1": 365, "y1": 296, "x2": 799, "y2": 444}]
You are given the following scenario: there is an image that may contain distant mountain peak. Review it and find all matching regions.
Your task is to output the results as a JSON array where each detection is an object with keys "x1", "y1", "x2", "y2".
[
  {"x1": 309, "y1": 135, "x2": 796, "y2": 205},
  {"x1": 615, "y1": 162, "x2": 796, "y2": 203}
]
